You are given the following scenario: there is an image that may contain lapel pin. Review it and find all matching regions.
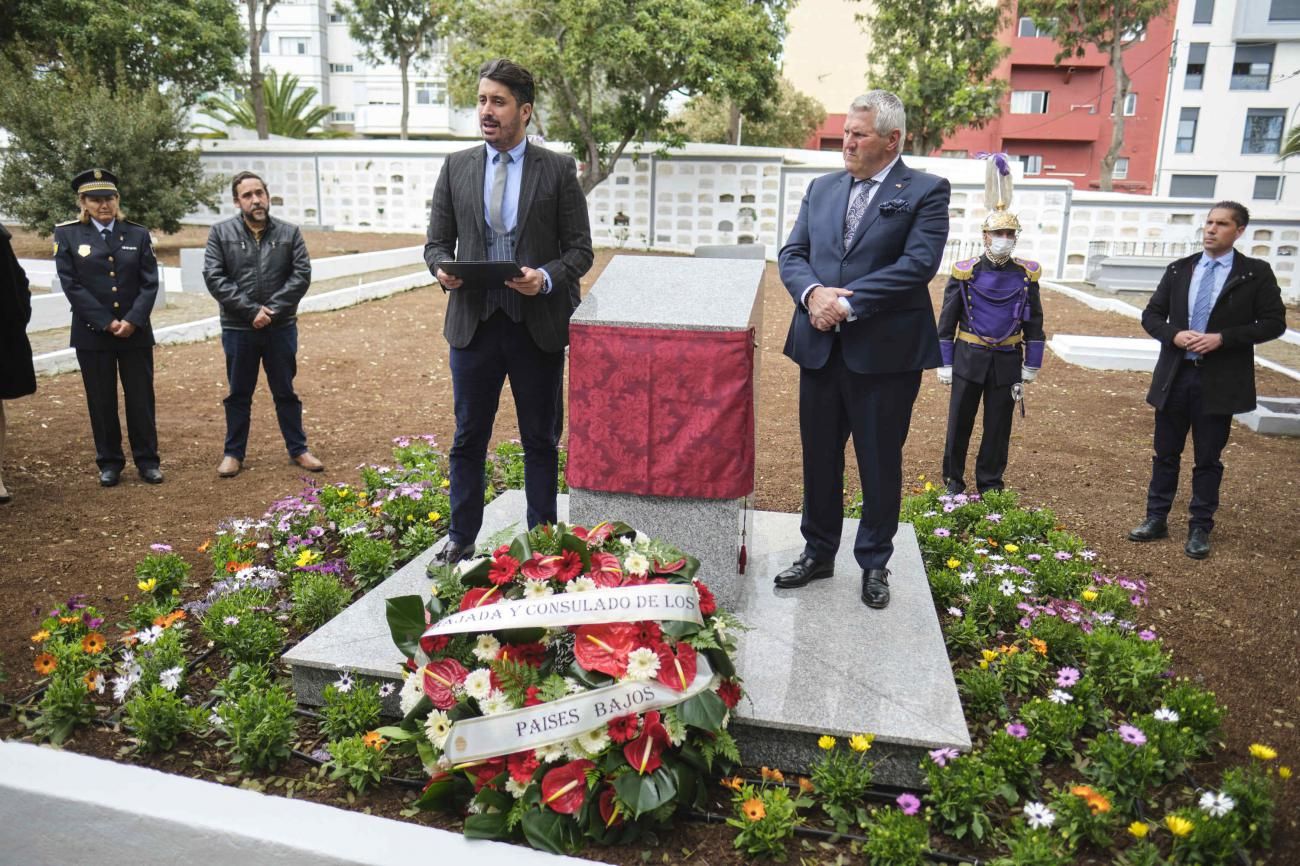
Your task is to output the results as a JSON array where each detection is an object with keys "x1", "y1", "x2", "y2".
[{"x1": 895, "y1": 183, "x2": 902, "y2": 187}]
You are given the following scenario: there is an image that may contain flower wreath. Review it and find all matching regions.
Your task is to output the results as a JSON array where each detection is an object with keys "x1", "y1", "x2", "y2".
[{"x1": 382, "y1": 521, "x2": 745, "y2": 854}]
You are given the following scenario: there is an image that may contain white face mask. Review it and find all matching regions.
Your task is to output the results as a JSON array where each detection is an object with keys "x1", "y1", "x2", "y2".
[{"x1": 988, "y1": 237, "x2": 1016, "y2": 257}]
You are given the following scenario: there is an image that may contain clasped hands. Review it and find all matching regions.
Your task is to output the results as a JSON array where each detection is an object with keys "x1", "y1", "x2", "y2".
[
  {"x1": 436, "y1": 266, "x2": 546, "y2": 296},
  {"x1": 107, "y1": 319, "x2": 136, "y2": 338},
  {"x1": 806, "y1": 284, "x2": 853, "y2": 332},
  {"x1": 1174, "y1": 329, "x2": 1223, "y2": 355}
]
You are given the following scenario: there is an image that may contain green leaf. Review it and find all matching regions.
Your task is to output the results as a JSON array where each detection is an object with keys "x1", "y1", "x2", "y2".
[
  {"x1": 661, "y1": 620, "x2": 702, "y2": 639},
  {"x1": 703, "y1": 647, "x2": 735, "y2": 679},
  {"x1": 385, "y1": 595, "x2": 427, "y2": 659},
  {"x1": 509, "y1": 531, "x2": 534, "y2": 565},
  {"x1": 614, "y1": 766, "x2": 677, "y2": 818},
  {"x1": 520, "y1": 808, "x2": 577, "y2": 854},
  {"x1": 414, "y1": 776, "x2": 455, "y2": 810},
  {"x1": 463, "y1": 811, "x2": 510, "y2": 840},
  {"x1": 676, "y1": 690, "x2": 727, "y2": 733}
]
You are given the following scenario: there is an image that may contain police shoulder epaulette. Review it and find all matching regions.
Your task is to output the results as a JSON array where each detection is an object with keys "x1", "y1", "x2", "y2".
[
  {"x1": 55, "y1": 219, "x2": 79, "y2": 227},
  {"x1": 1014, "y1": 257, "x2": 1042, "y2": 281},
  {"x1": 951, "y1": 257, "x2": 978, "y2": 279}
]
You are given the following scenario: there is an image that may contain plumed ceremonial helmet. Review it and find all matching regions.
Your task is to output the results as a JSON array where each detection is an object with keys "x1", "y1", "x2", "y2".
[{"x1": 979, "y1": 152, "x2": 1021, "y2": 233}]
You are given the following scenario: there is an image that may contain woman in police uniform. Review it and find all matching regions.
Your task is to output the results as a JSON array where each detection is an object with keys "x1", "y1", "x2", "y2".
[{"x1": 53, "y1": 169, "x2": 163, "y2": 486}]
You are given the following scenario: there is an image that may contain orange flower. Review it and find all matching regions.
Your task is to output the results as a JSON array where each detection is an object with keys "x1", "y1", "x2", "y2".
[
  {"x1": 59, "y1": 615, "x2": 80, "y2": 624},
  {"x1": 225, "y1": 560, "x2": 251, "y2": 574},
  {"x1": 33, "y1": 653, "x2": 57, "y2": 675},
  {"x1": 997, "y1": 644, "x2": 1020, "y2": 656},
  {"x1": 721, "y1": 776, "x2": 744, "y2": 791},
  {"x1": 30, "y1": 630, "x2": 50, "y2": 643},
  {"x1": 362, "y1": 731, "x2": 387, "y2": 750},
  {"x1": 197, "y1": 539, "x2": 211, "y2": 553},
  {"x1": 760, "y1": 766, "x2": 784, "y2": 783},
  {"x1": 987, "y1": 538, "x2": 999, "y2": 547},
  {"x1": 1070, "y1": 785, "x2": 1111, "y2": 814},
  {"x1": 742, "y1": 798, "x2": 766, "y2": 821},
  {"x1": 83, "y1": 670, "x2": 103, "y2": 692},
  {"x1": 798, "y1": 777, "x2": 815, "y2": 794},
  {"x1": 81, "y1": 632, "x2": 106, "y2": 654},
  {"x1": 153, "y1": 609, "x2": 187, "y2": 629},
  {"x1": 1028, "y1": 638, "x2": 1048, "y2": 656}
]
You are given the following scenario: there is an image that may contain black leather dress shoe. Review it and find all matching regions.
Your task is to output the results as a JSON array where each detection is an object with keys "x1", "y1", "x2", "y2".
[
  {"x1": 99, "y1": 468, "x2": 121, "y2": 487},
  {"x1": 433, "y1": 541, "x2": 474, "y2": 566},
  {"x1": 943, "y1": 479, "x2": 964, "y2": 495},
  {"x1": 1127, "y1": 516, "x2": 1168, "y2": 542},
  {"x1": 139, "y1": 467, "x2": 164, "y2": 485},
  {"x1": 1185, "y1": 527, "x2": 1211, "y2": 560},
  {"x1": 861, "y1": 568, "x2": 891, "y2": 609},
  {"x1": 773, "y1": 554, "x2": 834, "y2": 588}
]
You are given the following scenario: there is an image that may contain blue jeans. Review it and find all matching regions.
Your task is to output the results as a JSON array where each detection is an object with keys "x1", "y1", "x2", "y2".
[{"x1": 221, "y1": 325, "x2": 307, "y2": 460}]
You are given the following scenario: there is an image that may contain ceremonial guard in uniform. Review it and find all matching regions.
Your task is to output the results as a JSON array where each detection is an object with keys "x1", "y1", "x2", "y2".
[
  {"x1": 936, "y1": 154, "x2": 1044, "y2": 495},
  {"x1": 53, "y1": 169, "x2": 163, "y2": 487}
]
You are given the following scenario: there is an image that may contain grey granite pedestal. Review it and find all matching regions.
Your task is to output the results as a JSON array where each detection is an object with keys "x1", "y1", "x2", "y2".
[{"x1": 284, "y1": 491, "x2": 968, "y2": 786}]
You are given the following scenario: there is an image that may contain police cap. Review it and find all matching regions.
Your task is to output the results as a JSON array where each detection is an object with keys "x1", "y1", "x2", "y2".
[{"x1": 72, "y1": 168, "x2": 119, "y2": 198}]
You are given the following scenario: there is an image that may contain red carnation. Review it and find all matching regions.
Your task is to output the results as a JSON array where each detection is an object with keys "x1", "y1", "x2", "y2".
[
  {"x1": 419, "y1": 633, "x2": 450, "y2": 655},
  {"x1": 469, "y1": 757, "x2": 506, "y2": 792},
  {"x1": 553, "y1": 550, "x2": 584, "y2": 582},
  {"x1": 493, "y1": 543, "x2": 511, "y2": 557},
  {"x1": 507, "y1": 749, "x2": 541, "y2": 783},
  {"x1": 717, "y1": 679, "x2": 742, "y2": 709},
  {"x1": 459, "y1": 585, "x2": 503, "y2": 610},
  {"x1": 488, "y1": 554, "x2": 520, "y2": 586},
  {"x1": 607, "y1": 713, "x2": 640, "y2": 743},
  {"x1": 523, "y1": 685, "x2": 543, "y2": 707},
  {"x1": 623, "y1": 710, "x2": 670, "y2": 774},
  {"x1": 520, "y1": 554, "x2": 560, "y2": 581},
  {"x1": 634, "y1": 621, "x2": 662, "y2": 646},
  {"x1": 541, "y1": 759, "x2": 595, "y2": 814},
  {"x1": 573, "y1": 622, "x2": 636, "y2": 677},
  {"x1": 694, "y1": 580, "x2": 717, "y2": 616},
  {"x1": 599, "y1": 785, "x2": 625, "y2": 828},
  {"x1": 655, "y1": 641, "x2": 698, "y2": 692},
  {"x1": 502, "y1": 642, "x2": 547, "y2": 668},
  {"x1": 588, "y1": 551, "x2": 623, "y2": 587},
  {"x1": 421, "y1": 657, "x2": 468, "y2": 709}
]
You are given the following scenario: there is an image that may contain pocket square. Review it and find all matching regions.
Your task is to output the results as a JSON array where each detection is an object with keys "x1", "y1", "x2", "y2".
[{"x1": 878, "y1": 198, "x2": 911, "y2": 215}]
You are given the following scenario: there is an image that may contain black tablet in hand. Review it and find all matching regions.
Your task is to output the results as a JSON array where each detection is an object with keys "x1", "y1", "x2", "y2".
[{"x1": 436, "y1": 260, "x2": 524, "y2": 291}]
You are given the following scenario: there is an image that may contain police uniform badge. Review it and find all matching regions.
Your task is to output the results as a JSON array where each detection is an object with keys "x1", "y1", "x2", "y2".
[{"x1": 78, "y1": 244, "x2": 91, "y2": 257}]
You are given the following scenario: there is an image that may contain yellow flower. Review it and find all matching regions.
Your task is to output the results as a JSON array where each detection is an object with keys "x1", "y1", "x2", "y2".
[
  {"x1": 406, "y1": 514, "x2": 414, "y2": 521},
  {"x1": 849, "y1": 733, "x2": 874, "y2": 753},
  {"x1": 981, "y1": 649, "x2": 999, "y2": 663},
  {"x1": 1164, "y1": 815, "x2": 1194, "y2": 837},
  {"x1": 30, "y1": 630, "x2": 50, "y2": 643},
  {"x1": 742, "y1": 798, "x2": 766, "y2": 822},
  {"x1": 1249, "y1": 743, "x2": 1278, "y2": 761},
  {"x1": 59, "y1": 615, "x2": 79, "y2": 624},
  {"x1": 817, "y1": 735, "x2": 836, "y2": 750},
  {"x1": 295, "y1": 549, "x2": 320, "y2": 568},
  {"x1": 1128, "y1": 821, "x2": 1150, "y2": 839},
  {"x1": 1279, "y1": 766, "x2": 1292, "y2": 780},
  {"x1": 1004, "y1": 543, "x2": 1019, "y2": 553},
  {"x1": 979, "y1": 660, "x2": 989, "y2": 670},
  {"x1": 946, "y1": 557, "x2": 961, "y2": 569},
  {"x1": 427, "y1": 511, "x2": 442, "y2": 523},
  {"x1": 924, "y1": 481, "x2": 934, "y2": 491},
  {"x1": 440, "y1": 478, "x2": 450, "y2": 488},
  {"x1": 1081, "y1": 589, "x2": 1098, "y2": 603},
  {"x1": 137, "y1": 577, "x2": 158, "y2": 592}
]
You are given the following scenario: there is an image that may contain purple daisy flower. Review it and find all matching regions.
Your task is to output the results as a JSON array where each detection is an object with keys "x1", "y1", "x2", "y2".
[
  {"x1": 933, "y1": 527, "x2": 951, "y2": 538},
  {"x1": 1056, "y1": 666, "x2": 1081, "y2": 687},
  {"x1": 896, "y1": 793, "x2": 921, "y2": 815},
  {"x1": 928, "y1": 747, "x2": 959, "y2": 766},
  {"x1": 1005, "y1": 722, "x2": 1029, "y2": 739},
  {"x1": 1027, "y1": 553, "x2": 1042, "y2": 562},
  {"x1": 150, "y1": 543, "x2": 173, "y2": 553},
  {"x1": 1139, "y1": 629, "x2": 1157, "y2": 641},
  {"x1": 1118, "y1": 724, "x2": 1147, "y2": 746},
  {"x1": 1054, "y1": 551, "x2": 1073, "y2": 561}
]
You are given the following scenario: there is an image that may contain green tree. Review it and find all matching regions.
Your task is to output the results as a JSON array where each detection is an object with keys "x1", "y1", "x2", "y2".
[
  {"x1": 676, "y1": 78, "x2": 826, "y2": 148},
  {"x1": 450, "y1": 0, "x2": 789, "y2": 193},
  {"x1": 196, "y1": 70, "x2": 336, "y2": 138},
  {"x1": 1019, "y1": 0, "x2": 1171, "y2": 190},
  {"x1": 341, "y1": 0, "x2": 450, "y2": 140},
  {"x1": 1283, "y1": 124, "x2": 1300, "y2": 160},
  {"x1": 241, "y1": 0, "x2": 281, "y2": 139},
  {"x1": 860, "y1": 0, "x2": 1010, "y2": 156},
  {"x1": 0, "y1": 65, "x2": 221, "y2": 234},
  {"x1": 1, "y1": 0, "x2": 243, "y2": 102}
]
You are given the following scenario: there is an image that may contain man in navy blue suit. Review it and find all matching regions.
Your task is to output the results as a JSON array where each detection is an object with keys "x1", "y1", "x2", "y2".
[{"x1": 777, "y1": 90, "x2": 950, "y2": 609}]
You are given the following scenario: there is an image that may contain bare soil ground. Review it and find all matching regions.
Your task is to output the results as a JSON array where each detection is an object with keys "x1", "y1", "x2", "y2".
[{"x1": 1, "y1": 243, "x2": 1297, "y2": 861}]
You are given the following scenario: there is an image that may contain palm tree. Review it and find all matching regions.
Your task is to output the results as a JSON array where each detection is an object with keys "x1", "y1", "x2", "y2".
[
  {"x1": 196, "y1": 70, "x2": 336, "y2": 138},
  {"x1": 1282, "y1": 124, "x2": 1300, "y2": 160}
]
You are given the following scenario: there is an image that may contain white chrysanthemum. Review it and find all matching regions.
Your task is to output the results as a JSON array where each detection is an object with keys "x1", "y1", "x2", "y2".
[
  {"x1": 634, "y1": 531, "x2": 650, "y2": 546},
  {"x1": 480, "y1": 689, "x2": 512, "y2": 716},
  {"x1": 424, "y1": 709, "x2": 452, "y2": 749},
  {"x1": 1199, "y1": 791, "x2": 1235, "y2": 818},
  {"x1": 523, "y1": 578, "x2": 554, "y2": 599},
  {"x1": 455, "y1": 556, "x2": 488, "y2": 577},
  {"x1": 159, "y1": 666, "x2": 183, "y2": 692},
  {"x1": 624, "y1": 551, "x2": 650, "y2": 576},
  {"x1": 623, "y1": 647, "x2": 661, "y2": 681},
  {"x1": 398, "y1": 672, "x2": 424, "y2": 715},
  {"x1": 535, "y1": 741, "x2": 566, "y2": 763},
  {"x1": 576, "y1": 726, "x2": 612, "y2": 756},
  {"x1": 505, "y1": 778, "x2": 531, "y2": 799},
  {"x1": 566, "y1": 576, "x2": 598, "y2": 593},
  {"x1": 472, "y1": 634, "x2": 501, "y2": 662},
  {"x1": 1153, "y1": 707, "x2": 1180, "y2": 723},
  {"x1": 463, "y1": 668, "x2": 493, "y2": 700}
]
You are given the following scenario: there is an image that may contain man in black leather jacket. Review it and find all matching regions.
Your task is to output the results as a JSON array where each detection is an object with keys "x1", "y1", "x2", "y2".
[{"x1": 203, "y1": 171, "x2": 322, "y2": 478}]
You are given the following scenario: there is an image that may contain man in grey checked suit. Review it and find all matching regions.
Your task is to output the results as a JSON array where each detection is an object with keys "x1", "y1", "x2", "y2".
[{"x1": 424, "y1": 58, "x2": 593, "y2": 564}]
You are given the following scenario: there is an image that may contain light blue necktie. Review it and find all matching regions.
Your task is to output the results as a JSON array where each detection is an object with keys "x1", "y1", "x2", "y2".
[{"x1": 1187, "y1": 260, "x2": 1218, "y2": 358}]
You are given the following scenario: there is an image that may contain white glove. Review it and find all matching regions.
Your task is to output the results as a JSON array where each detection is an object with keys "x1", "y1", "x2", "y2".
[
  {"x1": 1021, "y1": 366, "x2": 1039, "y2": 383},
  {"x1": 937, "y1": 366, "x2": 953, "y2": 386}
]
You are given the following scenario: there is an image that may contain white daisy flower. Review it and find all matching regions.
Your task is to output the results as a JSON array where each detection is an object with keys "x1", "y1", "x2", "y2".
[
  {"x1": 505, "y1": 778, "x2": 531, "y2": 799},
  {"x1": 623, "y1": 647, "x2": 661, "y2": 681},
  {"x1": 535, "y1": 741, "x2": 566, "y2": 763},
  {"x1": 463, "y1": 668, "x2": 493, "y2": 700},
  {"x1": 159, "y1": 666, "x2": 183, "y2": 692},
  {"x1": 1023, "y1": 801, "x2": 1055, "y2": 829},
  {"x1": 1199, "y1": 791, "x2": 1235, "y2": 818},
  {"x1": 136, "y1": 625, "x2": 164, "y2": 645},
  {"x1": 960, "y1": 570, "x2": 977, "y2": 586},
  {"x1": 424, "y1": 709, "x2": 452, "y2": 749},
  {"x1": 472, "y1": 634, "x2": 502, "y2": 662},
  {"x1": 208, "y1": 708, "x2": 223, "y2": 729},
  {"x1": 566, "y1": 576, "x2": 598, "y2": 593},
  {"x1": 379, "y1": 682, "x2": 396, "y2": 698},
  {"x1": 335, "y1": 671, "x2": 354, "y2": 693},
  {"x1": 398, "y1": 673, "x2": 424, "y2": 715},
  {"x1": 1048, "y1": 689, "x2": 1073, "y2": 704},
  {"x1": 112, "y1": 673, "x2": 136, "y2": 703},
  {"x1": 624, "y1": 551, "x2": 650, "y2": 576},
  {"x1": 998, "y1": 579, "x2": 1017, "y2": 596},
  {"x1": 480, "y1": 689, "x2": 512, "y2": 715},
  {"x1": 1152, "y1": 707, "x2": 1180, "y2": 723},
  {"x1": 576, "y1": 726, "x2": 611, "y2": 756},
  {"x1": 523, "y1": 578, "x2": 554, "y2": 599}
]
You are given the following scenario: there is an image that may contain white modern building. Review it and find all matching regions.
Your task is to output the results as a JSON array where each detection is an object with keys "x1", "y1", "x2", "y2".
[
  {"x1": 229, "y1": 0, "x2": 475, "y2": 138},
  {"x1": 1154, "y1": 0, "x2": 1300, "y2": 211}
]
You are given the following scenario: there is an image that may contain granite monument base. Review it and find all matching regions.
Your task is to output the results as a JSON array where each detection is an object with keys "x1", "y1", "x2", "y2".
[{"x1": 284, "y1": 491, "x2": 968, "y2": 786}]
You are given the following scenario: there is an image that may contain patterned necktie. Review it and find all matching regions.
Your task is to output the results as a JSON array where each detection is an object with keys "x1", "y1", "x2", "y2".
[
  {"x1": 489, "y1": 151, "x2": 512, "y2": 234},
  {"x1": 843, "y1": 178, "x2": 877, "y2": 248},
  {"x1": 1187, "y1": 260, "x2": 1218, "y2": 358}
]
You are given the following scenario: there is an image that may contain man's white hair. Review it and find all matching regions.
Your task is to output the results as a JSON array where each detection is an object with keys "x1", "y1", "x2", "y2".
[{"x1": 848, "y1": 91, "x2": 906, "y2": 143}]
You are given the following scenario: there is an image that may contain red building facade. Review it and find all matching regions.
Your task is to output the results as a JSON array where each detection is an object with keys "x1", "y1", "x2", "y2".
[{"x1": 939, "y1": 3, "x2": 1176, "y2": 193}]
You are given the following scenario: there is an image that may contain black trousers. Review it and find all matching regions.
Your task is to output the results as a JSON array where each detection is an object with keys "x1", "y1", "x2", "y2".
[
  {"x1": 942, "y1": 371, "x2": 1015, "y2": 494},
  {"x1": 798, "y1": 341, "x2": 922, "y2": 571},
  {"x1": 76, "y1": 346, "x2": 158, "y2": 471},
  {"x1": 1145, "y1": 362, "x2": 1232, "y2": 532},
  {"x1": 221, "y1": 325, "x2": 307, "y2": 460}
]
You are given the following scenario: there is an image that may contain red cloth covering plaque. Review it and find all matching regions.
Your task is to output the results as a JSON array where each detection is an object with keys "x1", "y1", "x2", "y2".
[{"x1": 567, "y1": 323, "x2": 755, "y2": 499}]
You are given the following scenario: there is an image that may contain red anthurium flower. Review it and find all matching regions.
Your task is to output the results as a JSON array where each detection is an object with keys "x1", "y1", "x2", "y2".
[
  {"x1": 588, "y1": 551, "x2": 623, "y2": 587},
  {"x1": 488, "y1": 554, "x2": 520, "y2": 586},
  {"x1": 554, "y1": 550, "x2": 584, "y2": 582},
  {"x1": 502, "y1": 642, "x2": 547, "y2": 668},
  {"x1": 585, "y1": 522, "x2": 615, "y2": 546},
  {"x1": 459, "y1": 585, "x2": 502, "y2": 610},
  {"x1": 541, "y1": 759, "x2": 595, "y2": 814},
  {"x1": 421, "y1": 657, "x2": 468, "y2": 709},
  {"x1": 607, "y1": 713, "x2": 640, "y2": 743},
  {"x1": 419, "y1": 633, "x2": 450, "y2": 655},
  {"x1": 572, "y1": 622, "x2": 635, "y2": 677},
  {"x1": 694, "y1": 580, "x2": 717, "y2": 616},
  {"x1": 520, "y1": 553, "x2": 560, "y2": 581},
  {"x1": 468, "y1": 757, "x2": 506, "y2": 792},
  {"x1": 655, "y1": 642, "x2": 698, "y2": 691},
  {"x1": 655, "y1": 557, "x2": 687, "y2": 574},
  {"x1": 507, "y1": 749, "x2": 541, "y2": 783},
  {"x1": 717, "y1": 680, "x2": 742, "y2": 709},
  {"x1": 599, "y1": 785, "x2": 625, "y2": 828},
  {"x1": 624, "y1": 711, "x2": 670, "y2": 774}
]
